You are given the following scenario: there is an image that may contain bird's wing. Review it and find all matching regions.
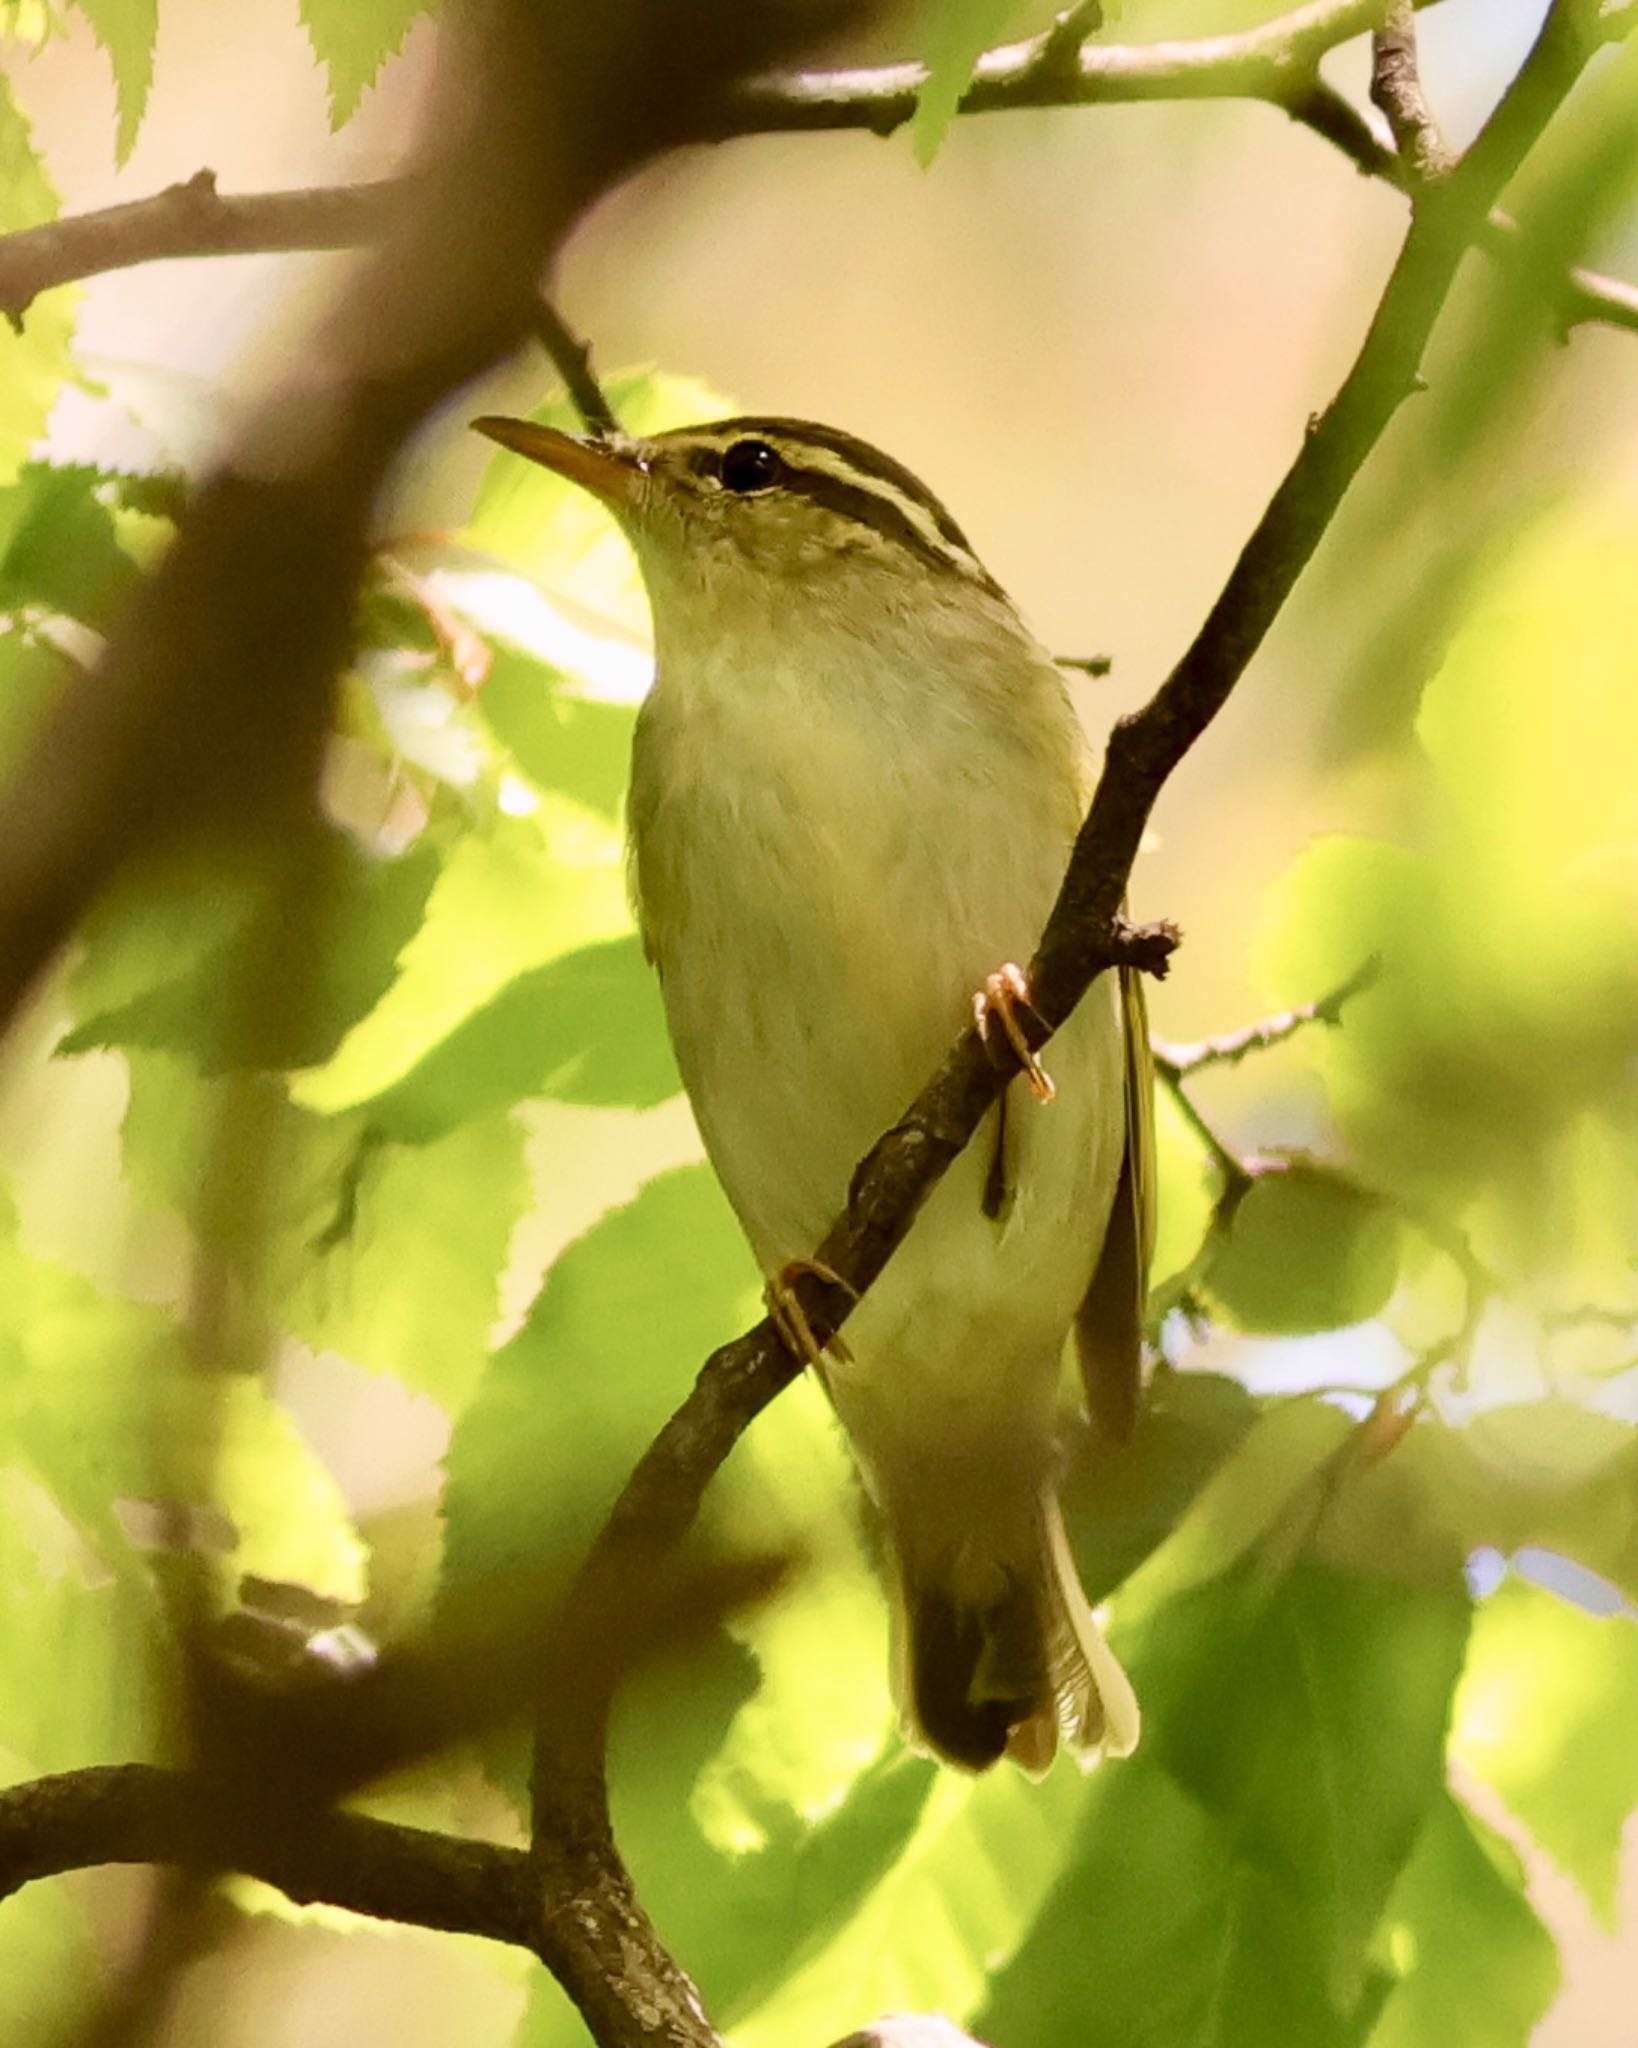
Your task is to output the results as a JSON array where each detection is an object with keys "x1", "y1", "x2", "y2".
[{"x1": 1073, "y1": 963, "x2": 1156, "y2": 1441}]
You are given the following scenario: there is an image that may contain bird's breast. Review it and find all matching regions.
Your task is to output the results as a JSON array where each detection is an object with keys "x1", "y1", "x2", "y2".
[{"x1": 627, "y1": 625, "x2": 1088, "y2": 1264}]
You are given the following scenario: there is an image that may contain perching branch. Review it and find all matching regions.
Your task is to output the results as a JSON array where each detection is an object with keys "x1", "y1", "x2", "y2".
[
  {"x1": 0, "y1": 5, "x2": 1631, "y2": 2046},
  {"x1": 529, "y1": 0, "x2": 1634, "y2": 1980}
]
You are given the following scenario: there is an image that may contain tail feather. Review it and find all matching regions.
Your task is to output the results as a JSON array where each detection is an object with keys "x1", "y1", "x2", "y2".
[{"x1": 897, "y1": 1491, "x2": 1139, "y2": 1775}]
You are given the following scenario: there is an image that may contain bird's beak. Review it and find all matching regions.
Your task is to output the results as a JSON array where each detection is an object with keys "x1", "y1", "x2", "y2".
[{"x1": 471, "y1": 416, "x2": 640, "y2": 509}]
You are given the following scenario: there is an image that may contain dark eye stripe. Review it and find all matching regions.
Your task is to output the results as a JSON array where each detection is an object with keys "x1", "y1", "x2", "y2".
[
  {"x1": 777, "y1": 464, "x2": 1004, "y2": 598},
  {"x1": 668, "y1": 415, "x2": 978, "y2": 557}
]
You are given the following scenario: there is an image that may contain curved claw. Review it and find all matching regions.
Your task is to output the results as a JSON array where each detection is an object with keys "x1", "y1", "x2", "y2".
[
  {"x1": 974, "y1": 962, "x2": 1056, "y2": 1103},
  {"x1": 766, "y1": 1258, "x2": 858, "y2": 1367}
]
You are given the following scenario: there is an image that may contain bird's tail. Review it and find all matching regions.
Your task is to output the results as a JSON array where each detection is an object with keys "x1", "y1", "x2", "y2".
[{"x1": 891, "y1": 1487, "x2": 1140, "y2": 1775}]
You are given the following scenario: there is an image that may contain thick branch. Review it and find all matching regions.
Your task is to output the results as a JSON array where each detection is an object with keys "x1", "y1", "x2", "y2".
[
  {"x1": 528, "y1": 0, "x2": 1628, "y2": 1964},
  {"x1": 0, "y1": 1765, "x2": 536, "y2": 1945}
]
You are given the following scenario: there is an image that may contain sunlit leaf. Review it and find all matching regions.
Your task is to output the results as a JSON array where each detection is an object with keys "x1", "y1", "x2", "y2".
[
  {"x1": 0, "y1": 462, "x2": 137, "y2": 623},
  {"x1": 1129, "y1": 1559, "x2": 1471, "y2": 2008},
  {"x1": 292, "y1": 808, "x2": 628, "y2": 1116},
  {"x1": 68, "y1": 0, "x2": 156, "y2": 159},
  {"x1": 909, "y1": 0, "x2": 1024, "y2": 165},
  {"x1": 298, "y1": 0, "x2": 435, "y2": 125},
  {"x1": 0, "y1": 77, "x2": 77, "y2": 486},
  {"x1": 1450, "y1": 1574, "x2": 1638, "y2": 1926},
  {"x1": 1115, "y1": 1395, "x2": 1351, "y2": 1621},
  {"x1": 441, "y1": 1164, "x2": 758, "y2": 1596},
  {"x1": 981, "y1": 1761, "x2": 1361, "y2": 2048},
  {"x1": 466, "y1": 371, "x2": 732, "y2": 646},
  {"x1": 283, "y1": 1111, "x2": 530, "y2": 1412},
  {"x1": 733, "y1": 1757, "x2": 1093, "y2": 2048},
  {"x1": 1065, "y1": 1366, "x2": 1259, "y2": 1605},
  {"x1": 1366, "y1": 1792, "x2": 1558, "y2": 2048}
]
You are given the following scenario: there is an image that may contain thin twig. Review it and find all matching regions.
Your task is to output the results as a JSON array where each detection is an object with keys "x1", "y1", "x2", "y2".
[
  {"x1": 4, "y1": 4, "x2": 1637, "y2": 340},
  {"x1": 1370, "y1": 0, "x2": 1453, "y2": 182},
  {"x1": 535, "y1": 299, "x2": 622, "y2": 437},
  {"x1": 1152, "y1": 957, "x2": 1380, "y2": 1077}
]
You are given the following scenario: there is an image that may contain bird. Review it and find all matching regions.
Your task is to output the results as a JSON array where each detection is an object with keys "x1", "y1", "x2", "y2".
[{"x1": 474, "y1": 409, "x2": 1151, "y2": 1773}]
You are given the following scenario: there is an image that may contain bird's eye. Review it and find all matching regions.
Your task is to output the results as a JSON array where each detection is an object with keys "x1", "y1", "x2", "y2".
[{"x1": 719, "y1": 439, "x2": 783, "y2": 494}]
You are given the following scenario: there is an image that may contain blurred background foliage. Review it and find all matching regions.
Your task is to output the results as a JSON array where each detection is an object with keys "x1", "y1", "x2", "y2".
[{"x1": 0, "y1": 0, "x2": 1635, "y2": 2044}]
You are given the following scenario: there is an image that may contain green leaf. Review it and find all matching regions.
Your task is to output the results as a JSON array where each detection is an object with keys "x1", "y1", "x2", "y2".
[
  {"x1": 291, "y1": 811, "x2": 628, "y2": 1117},
  {"x1": 0, "y1": 1179, "x2": 366, "y2": 1603},
  {"x1": 298, "y1": 0, "x2": 435, "y2": 126},
  {"x1": 733, "y1": 1756, "x2": 1095, "y2": 2048},
  {"x1": 1313, "y1": 1401, "x2": 1638, "y2": 1600},
  {"x1": 68, "y1": 0, "x2": 156, "y2": 159},
  {"x1": 909, "y1": 0, "x2": 1024, "y2": 166},
  {"x1": 283, "y1": 1111, "x2": 530, "y2": 1412},
  {"x1": 980, "y1": 1761, "x2": 1360, "y2": 2048},
  {"x1": 1129, "y1": 1560, "x2": 1471, "y2": 2009},
  {"x1": 0, "y1": 1472, "x2": 164, "y2": 1771},
  {"x1": 1065, "y1": 1366, "x2": 1259, "y2": 1605},
  {"x1": 0, "y1": 462, "x2": 138, "y2": 624},
  {"x1": 1204, "y1": 1164, "x2": 1401, "y2": 1336},
  {"x1": 365, "y1": 937, "x2": 679, "y2": 1143},
  {"x1": 1150, "y1": 1078, "x2": 1219, "y2": 1296},
  {"x1": 1366, "y1": 1793, "x2": 1558, "y2": 2048},
  {"x1": 466, "y1": 370, "x2": 732, "y2": 648},
  {"x1": 1450, "y1": 1575, "x2": 1638, "y2": 1926},
  {"x1": 984, "y1": 1560, "x2": 1468, "y2": 2048},
  {"x1": 477, "y1": 641, "x2": 635, "y2": 820},
  {"x1": 63, "y1": 835, "x2": 441, "y2": 1075},
  {"x1": 687, "y1": 1373, "x2": 891, "y2": 1847},
  {"x1": 1116, "y1": 1394, "x2": 1353, "y2": 1621},
  {"x1": 441, "y1": 1164, "x2": 759, "y2": 1596},
  {"x1": 0, "y1": 77, "x2": 77, "y2": 486}
]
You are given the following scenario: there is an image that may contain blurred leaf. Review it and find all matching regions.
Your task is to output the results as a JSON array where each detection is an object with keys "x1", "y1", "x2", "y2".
[
  {"x1": 365, "y1": 936, "x2": 679, "y2": 1143},
  {"x1": 68, "y1": 0, "x2": 156, "y2": 159},
  {"x1": 690, "y1": 1373, "x2": 891, "y2": 1848},
  {"x1": 477, "y1": 640, "x2": 635, "y2": 820},
  {"x1": 980, "y1": 1759, "x2": 1368, "y2": 2048},
  {"x1": 441, "y1": 1164, "x2": 758, "y2": 1596},
  {"x1": 1314, "y1": 1401, "x2": 1638, "y2": 1599},
  {"x1": 0, "y1": 462, "x2": 137, "y2": 623},
  {"x1": 1450, "y1": 1574, "x2": 1638, "y2": 1926},
  {"x1": 467, "y1": 370, "x2": 731, "y2": 645},
  {"x1": 986, "y1": 1558, "x2": 1468, "y2": 2047},
  {"x1": 0, "y1": 1189, "x2": 365, "y2": 1599},
  {"x1": 283, "y1": 1111, "x2": 530, "y2": 1412},
  {"x1": 1116, "y1": 1395, "x2": 1352, "y2": 1621},
  {"x1": 1366, "y1": 1792, "x2": 1558, "y2": 2048},
  {"x1": 292, "y1": 810, "x2": 628, "y2": 1116},
  {"x1": 1204, "y1": 1165, "x2": 1401, "y2": 1337},
  {"x1": 1130, "y1": 1560, "x2": 1471, "y2": 2008},
  {"x1": 1066, "y1": 1366, "x2": 1259, "y2": 1605},
  {"x1": 0, "y1": 77, "x2": 77, "y2": 486},
  {"x1": 1149, "y1": 1080, "x2": 1218, "y2": 1297},
  {"x1": 63, "y1": 835, "x2": 442, "y2": 1074},
  {"x1": 909, "y1": 0, "x2": 1023, "y2": 165},
  {"x1": 298, "y1": 0, "x2": 434, "y2": 125},
  {"x1": 0, "y1": 1472, "x2": 163, "y2": 1770},
  {"x1": 734, "y1": 1757, "x2": 1094, "y2": 2048}
]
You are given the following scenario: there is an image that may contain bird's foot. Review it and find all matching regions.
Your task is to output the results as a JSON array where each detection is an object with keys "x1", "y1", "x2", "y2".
[
  {"x1": 766, "y1": 1258, "x2": 857, "y2": 1368},
  {"x1": 974, "y1": 962, "x2": 1056, "y2": 1103}
]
